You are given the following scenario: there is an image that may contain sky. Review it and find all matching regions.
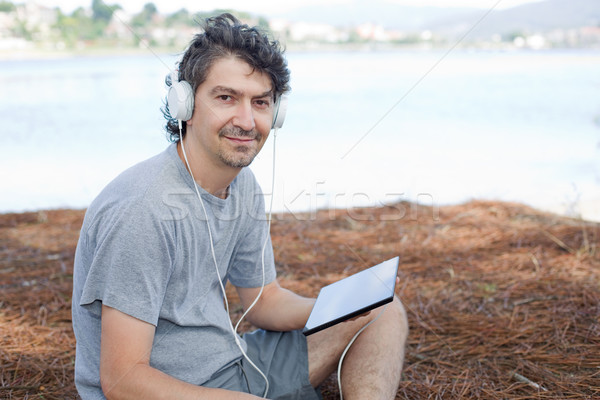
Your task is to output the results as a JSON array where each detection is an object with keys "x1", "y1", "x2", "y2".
[{"x1": 41, "y1": 0, "x2": 543, "y2": 15}]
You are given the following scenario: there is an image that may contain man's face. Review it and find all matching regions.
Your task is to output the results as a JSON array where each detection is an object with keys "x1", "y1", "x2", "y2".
[{"x1": 186, "y1": 56, "x2": 274, "y2": 170}]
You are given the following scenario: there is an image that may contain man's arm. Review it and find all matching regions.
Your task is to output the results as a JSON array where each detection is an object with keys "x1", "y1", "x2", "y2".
[
  {"x1": 100, "y1": 305, "x2": 264, "y2": 400},
  {"x1": 235, "y1": 281, "x2": 315, "y2": 331}
]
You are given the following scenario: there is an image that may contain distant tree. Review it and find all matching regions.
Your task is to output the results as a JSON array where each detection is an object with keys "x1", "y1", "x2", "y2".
[
  {"x1": 143, "y1": 2, "x2": 158, "y2": 15},
  {"x1": 13, "y1": 20, "x2": 33, "y2": 40},
  {"x1": 165, "y1": 8, "x2": 192, "y2": 27},
  {"x1": 0, "y1": 1, "x2": 15, "y2": 12},
  {"x1": 505, "y1": 31, "x2": 526, "y2": 42},
  {"x1": 257, "y1": 16, "x2": 269, "y2": 31},
  {"x1": 92, "y1": 0, "x2": 113, "y2": 22},
  {"x1": 346, "y1": 30, "x2": 364, "y2": 44},
  {"x1": 55, "y1": 6, "x2": 107, "y2": 45},
  {"x1": 131, "y1": 2, "x2": 158, "y2": 27},
  {"x1": 192, "y1": 9, "x2": 256, "y2": 26}
]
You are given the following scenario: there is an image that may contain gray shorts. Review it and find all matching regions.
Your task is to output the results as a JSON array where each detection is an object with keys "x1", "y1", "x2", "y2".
[{"x1": 201, "y1": 329, "x2": 322, "y2": 400}]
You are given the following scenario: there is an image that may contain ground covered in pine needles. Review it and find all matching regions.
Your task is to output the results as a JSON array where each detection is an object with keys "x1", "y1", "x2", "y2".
[{"x1": 1, "y1": 200, "x2": 598, "y2": 399}]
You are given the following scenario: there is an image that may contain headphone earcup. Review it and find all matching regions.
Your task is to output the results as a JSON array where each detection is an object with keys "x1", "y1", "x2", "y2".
[
  {"x1": 272, "y1": 94, "x2": 288, "y2": 129},
  {"x1": 168, "y1": 80, "x2": 194, "y2": 121}
]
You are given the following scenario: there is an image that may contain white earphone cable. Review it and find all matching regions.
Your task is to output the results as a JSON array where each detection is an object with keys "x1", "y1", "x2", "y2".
[
  {"x1": 178, "y1": 121, "x2": 276, "y2": 398},
  {"x1": 234, "y1": 127, "x2": 278, "y2": 333}
]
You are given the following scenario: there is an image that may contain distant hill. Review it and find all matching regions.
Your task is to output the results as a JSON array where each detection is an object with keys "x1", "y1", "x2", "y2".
[
  {"x1": 271, "y1": 0, "x2": 477, "y2": 30},
  {"x1": 271, "y1": 0, "x2": 600, "y2": 37},
  {"x1": 429, "y1": 0, "x2": 600, "y2": 39}
]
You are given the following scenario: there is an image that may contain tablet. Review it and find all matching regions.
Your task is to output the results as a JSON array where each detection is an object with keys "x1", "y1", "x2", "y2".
[{"x1": 302, "y1": 256, "x2": 399, "y2": 336}]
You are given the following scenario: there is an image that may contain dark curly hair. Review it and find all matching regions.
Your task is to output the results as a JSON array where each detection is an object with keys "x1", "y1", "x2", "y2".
[{"x1": 162, "y1": 13, "x2": 291, "y2": 142}]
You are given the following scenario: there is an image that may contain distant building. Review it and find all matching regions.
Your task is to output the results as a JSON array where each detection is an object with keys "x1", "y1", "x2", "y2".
[
  {"x1": 104, "y1": 9, "x2": 134, "y2": 42},
  {"x1": 0, "y1": 2, "x2": 57, "y2": 50},
  {"x1": 287, "y1": 21, "x2": 345, "y2": 43},
  {"x1": 16, "y1": 2, "x2": 57, "y2": 40},
  {"x1": 356, "y1": 23, "x2": 387, "y2": 41}
]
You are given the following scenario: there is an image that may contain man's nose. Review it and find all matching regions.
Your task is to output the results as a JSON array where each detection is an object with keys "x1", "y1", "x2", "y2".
[{"x1": 232, "y1": 101, "x2": 256, "y2": 132}]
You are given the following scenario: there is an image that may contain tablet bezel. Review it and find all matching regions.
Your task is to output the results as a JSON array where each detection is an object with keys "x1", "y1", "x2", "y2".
[{"x1": 302, "y1": 256, "x2": 399, "y2": 336}]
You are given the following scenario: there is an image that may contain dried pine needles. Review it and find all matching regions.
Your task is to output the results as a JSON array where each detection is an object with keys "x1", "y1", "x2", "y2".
[{"x1": 1, "y1": 201, "x2": 598, "y2": 399}]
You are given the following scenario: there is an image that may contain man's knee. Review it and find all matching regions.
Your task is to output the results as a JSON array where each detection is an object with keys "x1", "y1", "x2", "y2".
[{"x1": 384, "y1": 296, "x2": 409, "y2": 338}]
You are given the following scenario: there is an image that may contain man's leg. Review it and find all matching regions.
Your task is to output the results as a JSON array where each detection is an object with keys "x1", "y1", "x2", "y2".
[{"x1": 307, "y1": 296, "x2": 408, "y2": 400}]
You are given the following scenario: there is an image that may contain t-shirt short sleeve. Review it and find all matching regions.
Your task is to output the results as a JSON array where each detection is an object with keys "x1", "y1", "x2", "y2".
[{"x1": 78, "y1": 199, "x2": 175, "y2": 326}]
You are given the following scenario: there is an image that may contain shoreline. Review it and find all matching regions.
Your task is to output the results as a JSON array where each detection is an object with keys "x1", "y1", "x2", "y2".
[
  {"x1": 1, "y1": 198, "x2": 599, "y2": 225},
  {"x1": 0, "y1": 46, "x2": 179, "y2": 61},
  {"x1": 2, "y1": 43, "x2": 600, "y2": 62}
]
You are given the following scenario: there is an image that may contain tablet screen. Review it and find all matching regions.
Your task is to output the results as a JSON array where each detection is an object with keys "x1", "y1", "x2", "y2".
[{"x1": 303, "y1": 256, "x2": 399, "y2": 336}]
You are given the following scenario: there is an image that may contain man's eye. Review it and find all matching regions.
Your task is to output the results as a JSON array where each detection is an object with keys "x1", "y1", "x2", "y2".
[
  {"x1": 219, "y1": 95, "x2": 232, "y2": 101},
  {"x1": 255, "y1": 100, "x2": 270, "y2": 108}
]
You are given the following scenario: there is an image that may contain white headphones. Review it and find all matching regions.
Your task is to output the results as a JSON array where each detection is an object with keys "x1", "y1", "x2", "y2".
[{"x1": 167, "y1": 71, "x2": 288, "y2": 129}]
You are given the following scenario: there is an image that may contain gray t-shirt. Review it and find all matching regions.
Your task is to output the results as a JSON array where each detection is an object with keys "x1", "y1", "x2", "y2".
[{"x1": 72, "y1": 143, "x2": 276, "y2": 399}]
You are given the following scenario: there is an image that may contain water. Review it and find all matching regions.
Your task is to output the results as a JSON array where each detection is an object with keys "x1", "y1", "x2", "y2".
[{"x1": 1, "y1": 49, "x2": 599, "y2": 221}]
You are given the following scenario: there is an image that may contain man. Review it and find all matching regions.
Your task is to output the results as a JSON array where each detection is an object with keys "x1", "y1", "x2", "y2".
[{"x1": 72, "y1": 13, "x2": 408, "y2": 400}]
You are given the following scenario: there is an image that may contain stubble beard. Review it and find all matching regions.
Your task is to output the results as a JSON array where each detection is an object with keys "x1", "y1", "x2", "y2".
[{"x1": 217, "y1": 126, "x2": 263, "y2": 168}]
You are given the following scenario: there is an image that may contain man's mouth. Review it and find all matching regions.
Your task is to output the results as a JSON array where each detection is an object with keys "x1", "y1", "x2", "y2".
[
  {"x1": 219, "y1": 127, "x2": 260, "y2": 144},
  {"x1": 224, "y1": 136, "x2": 255, "y2": 144}
]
